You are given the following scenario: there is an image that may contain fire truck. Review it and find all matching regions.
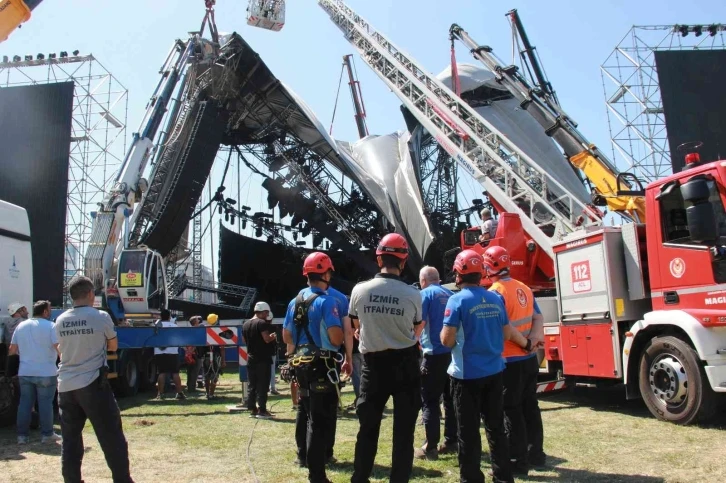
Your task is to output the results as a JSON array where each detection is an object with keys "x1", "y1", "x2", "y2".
[{"x1": 319, "y1": 0, "x2": 726, "y2": 424}]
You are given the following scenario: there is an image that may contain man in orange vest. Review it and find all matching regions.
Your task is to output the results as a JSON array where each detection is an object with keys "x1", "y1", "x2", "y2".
[{"x1": 483, "y1": 246, "x2": 546, "y2": 476}]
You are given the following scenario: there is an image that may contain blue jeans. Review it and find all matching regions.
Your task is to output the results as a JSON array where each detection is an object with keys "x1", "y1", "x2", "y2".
[{"x1": 17, "y1": 375, "x2": 57, "y2": 437}]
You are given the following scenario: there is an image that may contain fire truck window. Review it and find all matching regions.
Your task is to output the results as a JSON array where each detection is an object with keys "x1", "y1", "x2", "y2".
[
  {"x1": 704, "y1": 180, "x2": 726, "y2": 239},
  {"x1": 659, "y1": 188, "x2": 691, "y2": 243}
]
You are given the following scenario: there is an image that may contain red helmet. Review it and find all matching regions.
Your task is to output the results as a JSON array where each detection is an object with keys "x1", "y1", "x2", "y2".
[
  {"x1": 376, "y1": 233, "x2": 409, "y2": 260},
  {"x1": 453, "y1": 249, "x2": 484, "y2": 275},
  {"x1": 483, "y1": 246, "x2": 510, "y2": 275},
  {"x1": 303, "y1": 252, "x2": 335, "y2": 276}
]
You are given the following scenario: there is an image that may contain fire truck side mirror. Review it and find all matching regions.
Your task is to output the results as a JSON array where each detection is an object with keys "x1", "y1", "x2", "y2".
[{"x1": 682, "y1": 176, "x2": 718, "y2": 244}]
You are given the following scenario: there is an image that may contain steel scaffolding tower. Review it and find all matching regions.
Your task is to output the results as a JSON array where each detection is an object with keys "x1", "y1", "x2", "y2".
[
  {"x1": 0, "y1": 54, "x2": 128, "y2": 305},
  {"x1": 601, "y1": 24, "x2": 726, "y2": 184}
]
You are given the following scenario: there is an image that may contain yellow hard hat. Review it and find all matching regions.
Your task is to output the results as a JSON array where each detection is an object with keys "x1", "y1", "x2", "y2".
[{"x1": 207, "y1": 313, "x2": 219, "y2": 325}]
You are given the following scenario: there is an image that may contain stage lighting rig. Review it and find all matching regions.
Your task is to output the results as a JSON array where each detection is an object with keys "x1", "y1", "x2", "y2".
[
  {"x1": 60, "y1": 51, "x2": 68, "y2": 58},
  {"x1": 73, "y1": 50, "x2": 80, "y2": 56},
  {"x1": 12, "y1": 55, "x2": 21, "y2": 62}
]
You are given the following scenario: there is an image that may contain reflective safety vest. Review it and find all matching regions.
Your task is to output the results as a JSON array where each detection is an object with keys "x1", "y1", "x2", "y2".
[{"x1": 489, "y1": 277, "x2": 534, "y2": 359}]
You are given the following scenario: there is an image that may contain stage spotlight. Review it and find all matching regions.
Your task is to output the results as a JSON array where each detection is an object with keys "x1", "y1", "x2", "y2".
[
  {"x1": 296, "y1": 241, "x2": 307, "y2": 246},
  {"x1": 72, "y1": 50, "x2": 80, "y2": 56},
  {"x1": 48, "y1": 53, "x2": 56, "y2": 59},
  {"x1": 12, "y1": 55, "x2": 21, "y2": 62},
  {"x1": 230, "y1": 215, "x2": 235, "y2": 225},
  {"x1": 2, "y1": 56, "x2": 7, "y2": 63},
  {"x1": 24, "y1": 55, "x2": 33, "y2": 61},
  {"x1": 693, "y1": 25, "x2": 703, "y2": 37},
  {"x1": 708, "y1": 24, "x2": 720, "y2": 37},
  {"x1": 255, "y1": 226, "x2": 263, "y2": 238},
  {"x1": 36, "y1": 53, "x2": 45, "y2": 60},
  {"x1": 60, "y1": 51, "x2": 68, "y2": 58},
  {"x1": 293, "y1": 231, "x2": 298, "y2": 241},
  {"x1": 678, "y1": 25, "x2": 689, "y2": 37},
  {"x1": 242, "y1": 219, "x2": 247, "y2": 229}
]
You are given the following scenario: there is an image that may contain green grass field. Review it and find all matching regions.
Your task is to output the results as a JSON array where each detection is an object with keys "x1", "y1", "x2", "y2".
[{"x1": 1, "y1": 372, "x2": 725, "y2": 482}]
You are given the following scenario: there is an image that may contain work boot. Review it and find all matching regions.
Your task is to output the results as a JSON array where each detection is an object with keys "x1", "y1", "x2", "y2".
[
  {"x1": 529, "y1": 452, "x2": 547, "y2": 468},
  {"x1": 414, "y1": 447, "x2": 439, "y2": 461},
  {"x1": 438, "y1": 441, "x2": 458, "y2": 455}
]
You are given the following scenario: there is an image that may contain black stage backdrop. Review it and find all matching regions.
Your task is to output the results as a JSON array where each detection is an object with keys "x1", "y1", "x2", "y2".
[
  {"x1": 655, "y1": 50, "x2": 726, "y2": 172},
  {"x1": 0, "y1": 82, "x2": 73, "y2": 305},
  {"x1": 219, "y1": 226, "x2": 378, "y2": 316}
]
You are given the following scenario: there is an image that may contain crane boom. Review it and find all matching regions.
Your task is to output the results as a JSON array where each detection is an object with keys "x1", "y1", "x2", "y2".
[
  {"x1": 343, "y1": 54, "x2": 369, "y2": 139},
  {"x1": 318, "y1": 0, "x2": 600, "y2": 259},
  {"x1": 84, "y1": 39, "x2": 192, "y2": 291},
  {"x1": 449, "y1": 24, "x2": 647, "y2": 223}
]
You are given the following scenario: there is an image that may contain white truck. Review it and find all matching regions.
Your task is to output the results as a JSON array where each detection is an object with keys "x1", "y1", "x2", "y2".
[{"x1": 0, "y1": 200, "x2": 32, "y2": 426}]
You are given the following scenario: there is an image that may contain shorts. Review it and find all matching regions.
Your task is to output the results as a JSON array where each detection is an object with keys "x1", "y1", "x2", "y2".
[{"x1": 155, "y1": 354, "x2": 180, "y2": 374}]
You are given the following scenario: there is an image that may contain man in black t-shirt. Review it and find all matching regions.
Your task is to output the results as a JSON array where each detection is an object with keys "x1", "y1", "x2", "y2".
[{"x1": 242, "y1": 302, "x2": 277, "y2": 419}]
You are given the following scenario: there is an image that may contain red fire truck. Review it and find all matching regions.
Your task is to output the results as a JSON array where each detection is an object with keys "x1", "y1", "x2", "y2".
[{"x1": 461, "y1": 151, "x2": 726, "y2": 425}]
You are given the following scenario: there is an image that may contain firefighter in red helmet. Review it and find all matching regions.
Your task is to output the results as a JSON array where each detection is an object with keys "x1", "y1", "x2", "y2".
[
  {"x1": 348, "y1": 233, "x2": 424, "y2": 483},
  {"x1": 484, "y1": 245, "x2": 546, "y2": 475},
  {"x1": 282, "y1": 251, "x2": 344, "y2": 483},
  {"x1": 441, "y1": 249, "x2": 530, "y2": 483}
]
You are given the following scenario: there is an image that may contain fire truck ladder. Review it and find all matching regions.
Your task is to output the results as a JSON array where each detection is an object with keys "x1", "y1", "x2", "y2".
[
  {"x1": 449, "y1": 23, "x2": 646, "y2": 223},
  {"x1": 318, "y1": 0, "x2": 600, "y2": 259}
]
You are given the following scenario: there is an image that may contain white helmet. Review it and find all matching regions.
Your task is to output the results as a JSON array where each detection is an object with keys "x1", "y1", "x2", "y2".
[
  {"x1": 266, "y1": 311, "x2": 274, "y2": 322},
  {"x1": 8, "y1": 302, "x2": 25, "y2": 316},
  {"x1": 254, "y1": 301, "x2": 271, "y2": 313}
]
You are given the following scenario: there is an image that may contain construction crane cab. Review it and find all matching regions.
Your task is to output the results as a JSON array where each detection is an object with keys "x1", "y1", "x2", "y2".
[
  {"x1": 247, "y1": 0, "x2": 285, "y2": 32},
  {"x1": 116, "y1": 248, "x2": 168, "y2": 322}
]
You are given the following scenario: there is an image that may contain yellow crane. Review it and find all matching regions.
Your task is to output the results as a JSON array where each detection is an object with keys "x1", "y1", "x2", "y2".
[{"x1": 0, "y1": 0, "x2": 43, "y2": 43}]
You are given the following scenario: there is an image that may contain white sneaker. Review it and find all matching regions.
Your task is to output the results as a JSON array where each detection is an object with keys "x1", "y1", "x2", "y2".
[
  {"x1": 41, "y1": 433, "x2": 62, "y2": 443},
  {"x1": 17, "y1": 436, "x2": 29, "y2": 445}
]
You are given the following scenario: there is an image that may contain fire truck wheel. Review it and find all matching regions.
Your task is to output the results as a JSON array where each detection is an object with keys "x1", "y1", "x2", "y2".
[{"x1": 638, "y1": 336, "x2": 718, "y2": 425}]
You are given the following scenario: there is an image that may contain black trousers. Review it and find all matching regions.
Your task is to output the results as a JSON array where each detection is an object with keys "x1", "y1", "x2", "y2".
[
  {"x1": 246, "y1": 359, "x2": 271, "y2": 412},
  {"x1": 451, "y1": 373, "x2": 513, "y2": 483},
  {"x1": 420, "y1": 352, "x2": 456, "y2": 450},
  {"x1": 352, "y1": 345, "x2": 421, "y2": 483},
  {"x1": 502, "y1": 356, "x2": 544, "y2": 465},
  {"x1": 58, "y1": 377, "x2": 133, "y2": 483},
  {"x1": 295, "y1": 388, "x2": 338, "y2": 483}
]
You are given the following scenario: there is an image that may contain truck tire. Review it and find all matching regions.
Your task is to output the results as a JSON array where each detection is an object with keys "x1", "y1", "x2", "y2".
[
  {"x1": 141, "y1": 356, "x2": 158, "y2": 391},
  {"x1": 115, "y1": 352, "x2": 140, "y2": 397},
  {"x1": 638, "y1": 335, "x2": 718, "y2": 425}
]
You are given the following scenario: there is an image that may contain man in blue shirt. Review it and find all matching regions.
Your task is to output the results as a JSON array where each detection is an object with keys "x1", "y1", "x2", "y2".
[
  {"x1": 10, "y1": 300, "x2": 60, "y2": 444},
  {"x1": 441, "y1": 250, "x2": 530, "y2": 483},
  {"x1": 294, "y1": 284, "x2": 352, "y2": 467},
  {"x1": 415, "y1": 266, "x2": 456, "y2": 461},
  {"x1": 283, "y1": 252, "x2": 344, "y2": 483}
]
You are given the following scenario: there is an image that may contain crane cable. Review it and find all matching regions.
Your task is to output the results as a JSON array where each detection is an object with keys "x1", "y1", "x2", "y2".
[
  {"x1": 246, "y1": 398, "x2": 283, "y2": 483},
  {"x1": 328, "y1": 61, "x2": 347, "y2": 136}
]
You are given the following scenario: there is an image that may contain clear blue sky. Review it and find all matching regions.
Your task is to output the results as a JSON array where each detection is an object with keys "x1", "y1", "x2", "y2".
[{"x1": 3, "y1": 0, "x2": 725, "y2": 275}]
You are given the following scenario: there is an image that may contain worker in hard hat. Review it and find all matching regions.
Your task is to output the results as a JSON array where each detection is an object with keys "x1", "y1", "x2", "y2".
[
  {"x1": 479, "y1": 207, "x2": 499, "y2": 242},
  {"x1": 2, "y1": 302, "x2": 28, "y2": 378},
  {"x1": 282, "y1": 252, "x2": 344, "y2": 483},
  {"x1": 348, "y1": 233, "x2": 423, "y2": 483},
  {"x1": 441, "y1": 249, "x2": 532, "y2": 483},
  {"x1": 484, "y1": 246, "x2": 546, "y2": 475},
  {"x1": 202, "y1": 313, "x2": 225, "y2": 400},
  {"x1": 242, "y1": 302, "x2": 277, "y2": 418}
]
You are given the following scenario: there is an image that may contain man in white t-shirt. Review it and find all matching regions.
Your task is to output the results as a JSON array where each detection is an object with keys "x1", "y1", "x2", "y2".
[
  {"x1": 479, "y1": 207, "x2": 499, "y2": 242},
  {"x1": 10, "y1": 300, "x2": 61, "y2": 444},
  {"x1": 154, "y1": 309, "x2": 185, "y2": 400}
]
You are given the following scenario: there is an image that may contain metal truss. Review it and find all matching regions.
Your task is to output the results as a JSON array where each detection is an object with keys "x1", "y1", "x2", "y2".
[
  {"x1": 0, "y1": 55, "x2": 128, "y2": 306},
  {"x1": 601, "y1": 24, "x2": 726, "y2": 183},
  {"x1": 414, "y1": 126, "x2": 458, "y2": 234}
]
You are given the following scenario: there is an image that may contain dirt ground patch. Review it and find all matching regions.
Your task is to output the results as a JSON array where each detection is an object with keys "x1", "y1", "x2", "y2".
[{"x1": 1, "y1": 374, "x2": 725, "y2": 482}]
